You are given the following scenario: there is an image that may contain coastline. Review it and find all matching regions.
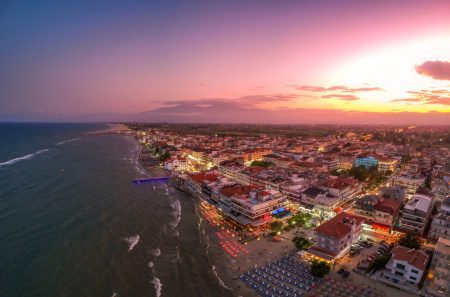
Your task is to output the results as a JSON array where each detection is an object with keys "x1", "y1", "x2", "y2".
[
  {"x1": 134, "y1": 139, "x2": 301, "y2": 297},
  {"x1": 134, "y1": 140, "x2": 254, "y2": 296}
]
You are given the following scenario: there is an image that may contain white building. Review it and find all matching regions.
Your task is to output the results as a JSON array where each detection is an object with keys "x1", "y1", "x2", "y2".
[
  {"x1": 400, "y1": 194, "x2": 433, "y2": 235},
  {"x1": 382, "y1": 245, "x2": 429, "y2": 286},
  {"x1": 428, "y1": 196, "x2": 450, "y2": 241}
]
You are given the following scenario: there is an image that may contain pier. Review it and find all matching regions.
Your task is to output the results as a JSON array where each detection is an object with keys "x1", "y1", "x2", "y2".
[{"x1": 133, "y1": 177, "x2": 170, "y2": 184}]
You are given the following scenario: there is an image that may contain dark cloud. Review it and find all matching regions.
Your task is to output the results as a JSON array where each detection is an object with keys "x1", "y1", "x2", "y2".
[
  {"x1": 321, "y1": 94, "x2": 359, "y2": 101},
  {"x1": 415, "y1": 60, "x2": 450, "y2": 80}
]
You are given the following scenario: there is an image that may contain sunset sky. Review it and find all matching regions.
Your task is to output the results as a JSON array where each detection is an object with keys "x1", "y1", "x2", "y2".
[{"x1": 1, "y1": 0, "x2": 449, "y2": 124}]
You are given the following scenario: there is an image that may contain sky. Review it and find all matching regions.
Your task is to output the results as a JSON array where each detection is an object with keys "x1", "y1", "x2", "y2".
[{"x1": 0, "y1": 0, "x2": 450, "y2": 124}]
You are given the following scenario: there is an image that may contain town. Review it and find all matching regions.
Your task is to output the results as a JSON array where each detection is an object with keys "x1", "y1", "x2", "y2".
[{"x1": 131, "y1": 123, "x2": 449, "y2": 297}]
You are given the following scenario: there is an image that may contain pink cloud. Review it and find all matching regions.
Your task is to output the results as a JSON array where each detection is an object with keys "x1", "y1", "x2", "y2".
[
  {"x1": 293, "y1": 85, "x2": 382, "y2": 93},
  {"x1": 321, "y1": 94, "x2": 359, "y2": 101},
  {"x1": 415, "y1": 60, "x2": 450, "y2": 80}
]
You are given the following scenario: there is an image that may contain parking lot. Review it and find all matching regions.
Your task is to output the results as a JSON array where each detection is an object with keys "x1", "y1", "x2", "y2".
[{"x1": 334, "y1": 239, "x2": 390, "y2": 272}]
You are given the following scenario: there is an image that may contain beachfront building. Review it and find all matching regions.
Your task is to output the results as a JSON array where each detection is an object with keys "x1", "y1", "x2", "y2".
[
  {"x1": 226, "y1": 189, "x2": 288, "y2": 227},
  {"x1": 354, "y1": 155, "x2": 378, "y2": 169},
  {"x1": 185, "y1": 171, "x2": 220, "y2": 197},
  {"x1": 428, "y1": 196, "x2": 450, "y2": 242},
  {"x1": 425, "y1": 237, "x2": 450, "y2": 297},
  {"x1": 381, "y1": 245, "x2": 429, "y2": 287},
  {"x1": 307, "y1": 212, "x2": 365, "y2": 262},
  {"x1": 399, "y1": 194, "x2": 433, "y2": 235}
]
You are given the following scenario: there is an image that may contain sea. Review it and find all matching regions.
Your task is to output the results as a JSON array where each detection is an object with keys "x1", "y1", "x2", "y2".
[{"x1": 0, "y1": 123, "x2": 234, "y2": 297}]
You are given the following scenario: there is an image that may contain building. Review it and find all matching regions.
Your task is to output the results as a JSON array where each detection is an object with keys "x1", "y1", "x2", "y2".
[
  {"x1": 301, "y1": 187, "x2": 327, "y2": 208},
  {"x1": 400, "y1": 194, "x2": 433, "y2": 235},
  {"x1": 354, "y1": 155, "x2": 378, "y2": 169},
  {"x1": 428, "y1": 196, "x2": 450, "y2": 241},
  {"x1": 426, "y1": 237, "x2": 450, "y2": 297},
  {"x1": 227, "y1": 189, "x2": 287, "y2": 227},
  {"x1": 241, "y1": 148, "x2": 272, "y2": 164},
  {"x1": 391, "y1": 174, "x2": 426, "y2": 196},
  {"x1": 380, "y1": 186, "x2": 406, "y2": 204},
  {"x1": 381, "y1": 245, "x2": 429, "y2": 286},
  {"x1": 378, "y1": 157, "x2": 399, "y2": 173},
  {"x1": 307, "y1": 212, "x2": 365, "y2": 262},
  {"x1": 374, "y1": 198, "x2": 402, "y2": 228},
  {"x1": 431, "y1": 173, "x2": 450, "y2": 203}
]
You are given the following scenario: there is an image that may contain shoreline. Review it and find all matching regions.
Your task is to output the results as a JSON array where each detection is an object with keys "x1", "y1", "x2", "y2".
[
  {"x1": 134, "y1": 140, "x2": 255, "y2": 296},
  {"x1": 134, "y1": 139, "x2": 301, "y2": 297}
]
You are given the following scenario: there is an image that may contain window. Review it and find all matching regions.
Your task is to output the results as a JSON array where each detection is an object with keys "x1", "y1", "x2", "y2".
[
  {"x1": 410, "y1": 276, "x2": 417, "y2": 281},
  {"x1": 396, "y1": 263, "x2": 406, "y2": 270},
  {"x1": 395, "y1": 271, "x2": 404, "y2": 276},
  {"x1": 411, "y1": 269, "x2": 419, "y2": 274}
]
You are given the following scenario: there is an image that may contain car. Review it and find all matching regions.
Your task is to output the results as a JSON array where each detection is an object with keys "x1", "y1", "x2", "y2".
[
  {"x1": 351, "y1": 245, "x2": 363, "y2": 251},
  {"x1": 379, "y1": 246, "x2": 388, "y2": 252}
]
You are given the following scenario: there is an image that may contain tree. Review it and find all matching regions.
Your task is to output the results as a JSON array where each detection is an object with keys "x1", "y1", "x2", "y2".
[
  {"x1": 270, "y1": 221, "x2": 283, "y2": 234},
  {"x1": 368, "y1": 254, "x2": 391, "y2": 272},
  {"x1": 292, "y1": 236, "x2": 312, "y2": 250},
  {"x1": 159, "y1": 152, "x2": 171, "y2": 162},
  {"x1": 310, "y1": 260, "x2": 331, "y2": 278},
  {"x1": 401, "y1": 155, "x2": 412, "y2": 165},
  {"x1": 398, "y1": 233, "x2": 421, "y2": 249},
  {"x1": 250, "y1": 160, "x2": 272, "y2": 168}
]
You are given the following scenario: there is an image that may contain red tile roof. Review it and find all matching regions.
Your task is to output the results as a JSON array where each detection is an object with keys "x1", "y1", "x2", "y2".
[
  {"x1": 375, "y1": 199, "x2": 401, "y2": 214},
  {"x1": 391, "y1": 245, "x2": 429, "y2": 271},
  {"x1": 315, "y1": 212, "x2": 365, "y2": 239}
]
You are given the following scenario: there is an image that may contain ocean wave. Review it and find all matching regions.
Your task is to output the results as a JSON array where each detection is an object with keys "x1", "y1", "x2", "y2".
[
  {"x1": 123, "y1": 235, "x2": 140, "y2": 251},
  {"x1": 168, "y1": 200, "x2": 181, "y2": 228},
  {"x1": 151, "y1": 277, "x2": 162, "y2": 297},
  {"x1": 55, "y1": 138, "x2": 80, "y2": 146},
  {"x1": 0, "y1": 149, "x2": 49, "y2": 167},
  {"x1": 151, "y1": 248, "x2": 161, "y2": 257},
  {"x1": 211, "y1": 265, "x2": 233, "y2": 291}
]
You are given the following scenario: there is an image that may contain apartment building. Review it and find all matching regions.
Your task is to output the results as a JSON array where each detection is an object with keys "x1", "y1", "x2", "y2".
[
  {"x1": 307, "y1": 212, "x2": 365, "y2": 262},
  {"x1": 382, "y1": 245, "x2": 429, "y2": 286},
  {"x1": 378, "y1": 157, "x2": 399, "y2": 173},
  {"x1": 391, "y1": 174, "x2": 426, "y2": 195},
  {"x1": 399, "y1": 194, "x2": 433, "y2": 235},
  {"x1": 226, "y1": 189, "x2": 287, "y2": 227},
  {"x1": 426, "y1": 237, "x2": 450, "y2": 297},
  {"x1": 428, "y1": 197, "x2": 450, "y2": 241}
]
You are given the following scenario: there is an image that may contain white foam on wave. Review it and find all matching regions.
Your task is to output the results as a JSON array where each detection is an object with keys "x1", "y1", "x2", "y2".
[
  {"x1": 151, "y1": 248, "x2": 161, "y2": 257},
  {"x1": 55, "y1": 138, "x2": 80, "y2": 146},
  {"x1": 123, "y1": 235, "x2": 140, "y2": 252},
  {"x1": 0, "y1": 149, "x2": 49, "y2": 167},
  {"x1": 168, "y1": 200, "x2": 181, "y2": 228},
  {"x1": 151, "y1": 277, "x2": 163, "y2": 297},
  {"x1": 211, "y1": 265, "x2": 233, "y2": 291}
]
